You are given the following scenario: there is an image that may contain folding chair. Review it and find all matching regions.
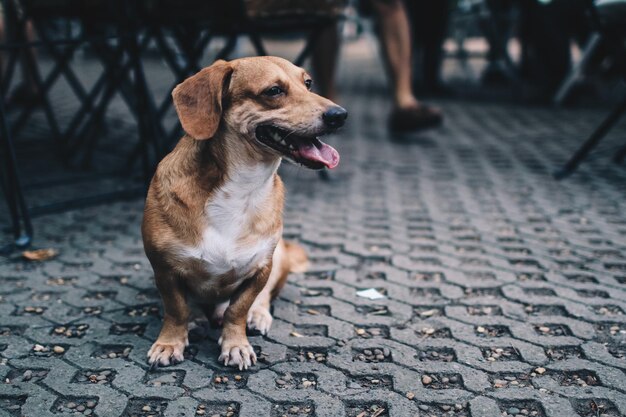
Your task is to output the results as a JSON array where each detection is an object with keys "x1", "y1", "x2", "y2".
[
  {"x1": 1, "y1": 0, "x2": 64, "y2": 153},
  {"x1": 0, "y1": 0, "x2": 160, "y2": 248},
  {"x1": 141, "y1": 0, "x2": 347, "y2": 152},
  {"x1": 553, "y1": 0, "x2": 626, "y2": 179},
  {"x1": 0, "y1": 0, "x2": 347, "y2": 249}
]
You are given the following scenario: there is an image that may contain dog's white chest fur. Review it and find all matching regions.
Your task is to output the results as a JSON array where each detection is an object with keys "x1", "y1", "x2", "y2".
[{"x1": 181, "y1": 161, "x2": 280, "y2": 278}]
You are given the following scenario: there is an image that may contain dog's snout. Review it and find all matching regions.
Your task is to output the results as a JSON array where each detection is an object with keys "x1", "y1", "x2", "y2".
[{"x1": 322, "y1": 106, "x2": 348, "y2": 128}]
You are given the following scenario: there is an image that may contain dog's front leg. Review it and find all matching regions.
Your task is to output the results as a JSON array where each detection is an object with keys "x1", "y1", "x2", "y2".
[
  {"x1": 218, "y1": 262, "x2": 271, "y2": 370},
  {"x1": 147, "y1": 272, "x2": 190, "y2": 368}
]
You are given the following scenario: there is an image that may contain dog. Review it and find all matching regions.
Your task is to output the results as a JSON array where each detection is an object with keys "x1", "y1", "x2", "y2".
[{"x1": 142, "y1": 57, "x2": 346, "y2": 370}]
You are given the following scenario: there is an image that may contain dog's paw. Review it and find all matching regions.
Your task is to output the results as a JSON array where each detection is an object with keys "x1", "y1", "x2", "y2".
[
  {"x1": 147, "y1": 339, "x2": 186, "y2": 368},
  {"x1": 217, "y1": 336, "x2": 256, "y2": 370},
  {"x1": 247, "y1": 306, "x2": 273, "y2": 335}
]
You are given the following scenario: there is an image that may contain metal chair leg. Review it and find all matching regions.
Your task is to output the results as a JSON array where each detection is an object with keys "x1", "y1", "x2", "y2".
[
  {"x1": 294, "y1": 26, "x2": 325, "y2": 67},
  {"x1": 613, "y1": 143, "x2": 626, "y2": 164},
  {"x1": 34, "y1": 21, "x2": 91, "y2": 102},
  {"x1": 126, "y1": 27, "x2": 160, "y2": 185},
  {"x1": 0, "y1": 48, "x2": 19, "y2": 96},
  {"x1": 154, "y1": 28, "x2": 211, "y2": 119},
  {"x1": 10, "y1": 37, "x2": 82, "y2": 137},
  {"x1": 67, "y1": 42, "x2": 130, "y2": 161},
  {"x1": 78, "y1": 39, "x2": 161, "y2": 168},
  {"x1": 65, "y1": 35, "x2": 152, "y2": 157},
  {"x1": 554, "y1": 96, "x2": 626, "y2": 179},
  {"x1": 248, "y1": 32, "x2": 268, "y2": 56},
  {"x1": 0, "y1": 97, "x2": 33, "y2": 248},
  {"x1": 18, "y1": 28, "x2": 64, "y2": 151},
  {"x1": 318, "y1": 170, "x2": 331, "y2": 181},
  {"x1": 0, "y1": 143, "x2": 22, "y2": 244},
  {"x1": 553, "y1": 33, "x2": 603, "y2": 106},
  {"x1": 300, "y1": 25, "x2": 336, "y2": 182},
  {"x1": 215, "y1": 35, "x2": 238, "y2": 60}
]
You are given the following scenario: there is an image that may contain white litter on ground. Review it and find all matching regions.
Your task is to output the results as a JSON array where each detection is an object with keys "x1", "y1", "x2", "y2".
[{"x1": 356, "y1": 288, "x2": 386, "y2": 300}]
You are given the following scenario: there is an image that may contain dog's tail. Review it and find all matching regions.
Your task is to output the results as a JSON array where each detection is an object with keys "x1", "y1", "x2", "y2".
[
  {"x1": 284, "y1": 241, "x2": 309, "y2": 273},
  {"x1": 269, "y1": 240, "x2": 309, "y2": 300}
]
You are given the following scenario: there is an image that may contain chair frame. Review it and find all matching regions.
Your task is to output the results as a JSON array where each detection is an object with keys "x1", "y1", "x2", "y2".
[
  {"x1": 553, "y1": 0, "x2": 626, "y2": 179},
  {"x1": 0, "y1": 0, "x2": 159, "y2": 249},
  {"x1": 0, "y1": 0, "x2": 342, "y2": 250}
]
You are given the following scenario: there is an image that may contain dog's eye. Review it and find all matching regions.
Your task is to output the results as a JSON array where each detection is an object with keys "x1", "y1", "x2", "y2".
[
  {"x1": 264, "y1": 86, "x2": 284, "y2": 97},
  {"x1": 304, "y1": 79, "x2": 313, "y2": 90}
]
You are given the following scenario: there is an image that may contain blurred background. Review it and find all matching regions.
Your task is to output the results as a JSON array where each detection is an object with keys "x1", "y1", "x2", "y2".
[{"x1": 0, "y1": 0, "x2": 625, "y2": 249}]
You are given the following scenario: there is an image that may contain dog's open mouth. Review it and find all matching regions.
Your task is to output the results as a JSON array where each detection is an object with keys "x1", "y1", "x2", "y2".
[{"x1": 255, "y1": 125, "x2": 340, "y2": 170}]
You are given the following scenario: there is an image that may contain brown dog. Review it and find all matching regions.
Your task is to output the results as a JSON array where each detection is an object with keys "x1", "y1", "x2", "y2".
[{"x1": 142, "y1": 57, "x2": 346, "y2": 370}]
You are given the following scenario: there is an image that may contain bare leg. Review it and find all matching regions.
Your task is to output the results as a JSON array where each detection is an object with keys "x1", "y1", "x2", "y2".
[
  {"x1": 147, "y1": 273, "x2": 190, "y2": 367},
  {"x1": 311, "y1": 0, "x2": 442, "y2": 133},
  {"x1": 372, "y1": 0, "x2": 443, "y2": 132},
  {"x1": 371, "y1": 0, "x2": 418, "y2": 110},
  {"x1": 312, "y1": 24, "x2": 340, "y2": 102}
]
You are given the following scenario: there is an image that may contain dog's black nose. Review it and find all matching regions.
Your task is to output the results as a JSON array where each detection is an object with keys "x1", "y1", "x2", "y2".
[{"x1": 322, "y1": 106, "x2": 348, "y2": 128}]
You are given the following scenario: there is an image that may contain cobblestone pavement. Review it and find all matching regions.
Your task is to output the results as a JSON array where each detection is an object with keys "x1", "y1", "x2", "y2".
[{"x1": 2, "y1": 43, "x2": 626, "y2": 417}]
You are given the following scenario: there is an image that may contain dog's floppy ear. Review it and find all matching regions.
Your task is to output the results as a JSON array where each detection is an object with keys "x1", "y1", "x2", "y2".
[{"x1": 172, "y1": 60, "x2": 233, "y2": 140}]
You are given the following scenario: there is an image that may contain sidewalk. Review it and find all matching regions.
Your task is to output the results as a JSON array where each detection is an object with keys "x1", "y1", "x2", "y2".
[{"x1": 1, "y1": 40, "x2": 626, "y2": 417}]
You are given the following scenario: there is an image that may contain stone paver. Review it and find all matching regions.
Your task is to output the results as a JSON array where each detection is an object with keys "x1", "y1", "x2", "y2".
[{"x1": 1, "y1": 41, "x2": 626, "y2": 417}]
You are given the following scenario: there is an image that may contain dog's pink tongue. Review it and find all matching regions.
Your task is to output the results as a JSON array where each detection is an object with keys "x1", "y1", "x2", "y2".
[{"x1": 296, "y1": 140, "x2": 340, "y2": 169}]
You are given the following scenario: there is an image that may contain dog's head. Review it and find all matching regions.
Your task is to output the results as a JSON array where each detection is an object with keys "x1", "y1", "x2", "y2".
[{"x1": 172, "y1": 57, "x2": 345, "y2": 170}]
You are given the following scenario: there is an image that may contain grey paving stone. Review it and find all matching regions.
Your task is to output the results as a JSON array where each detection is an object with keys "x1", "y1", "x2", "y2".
[{"x1": 2, "y1": 39, "x2": 626, "y2": 417}]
